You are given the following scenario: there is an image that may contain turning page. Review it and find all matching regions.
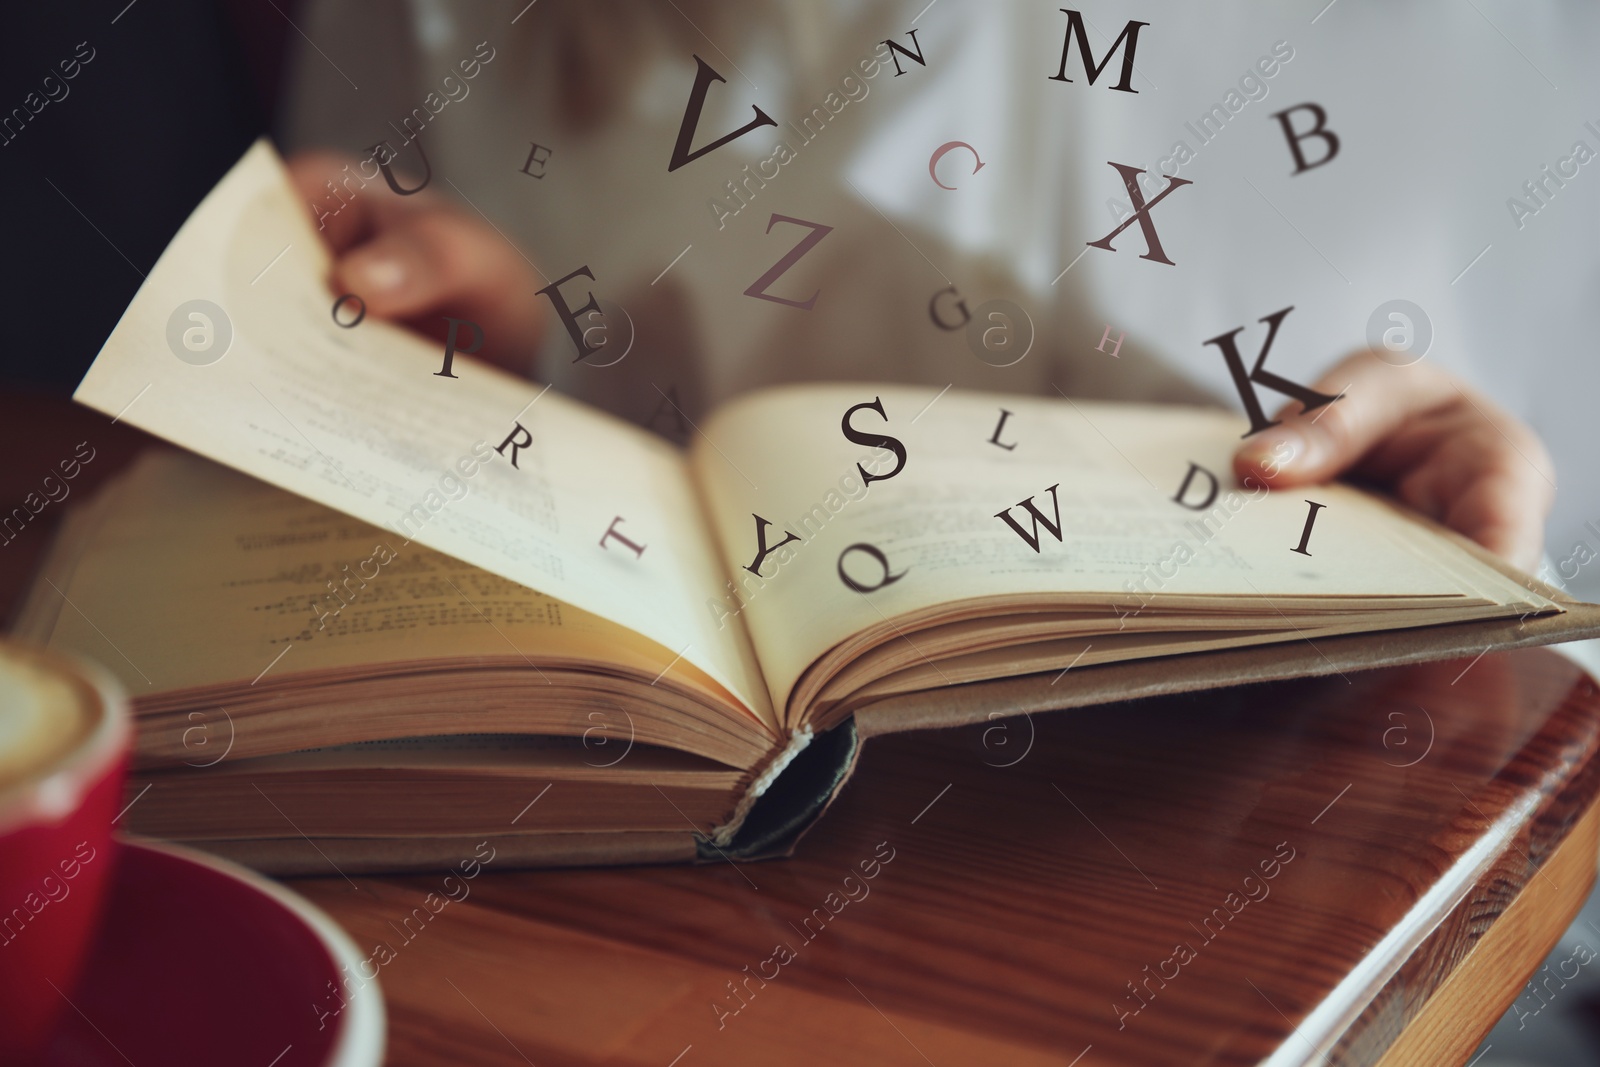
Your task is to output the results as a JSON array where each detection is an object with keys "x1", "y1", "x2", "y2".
[
  {"x1": 19, "y1": 452, "x2": 724, "y2": 696},
  {"x1": 72, "y1": 140, "x2": 770, "y2": 724}
]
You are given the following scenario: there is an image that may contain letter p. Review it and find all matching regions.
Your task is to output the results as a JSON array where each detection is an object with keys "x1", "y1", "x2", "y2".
[{"x1": 436, "y1": 317, "x2": 485, "y2": 378}]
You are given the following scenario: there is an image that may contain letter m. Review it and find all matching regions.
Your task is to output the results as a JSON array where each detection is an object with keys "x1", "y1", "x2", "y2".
[
  {"x1": 1048, "y1": 9, "x2": 1147, "y2": 94},
  {"x1": 995, "y1": 483, "x2": 1065, "y2": 553}
]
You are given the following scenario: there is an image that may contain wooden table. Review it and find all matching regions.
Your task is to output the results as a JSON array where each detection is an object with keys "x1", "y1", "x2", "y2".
[
  {"x1": 7, "y1": 394, "x2": 1600, "y2": 1066},
  {"x1": 276, "y1": 653, "x2": 1597, "y2": 1067}
]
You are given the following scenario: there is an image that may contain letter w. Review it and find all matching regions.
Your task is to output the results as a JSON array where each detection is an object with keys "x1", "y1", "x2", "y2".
[
  {"x1": 1048, "y1": 9, "x2": 1147, "y2": 94},
  {"x1": 995, "y1": 484, "x2": 1065, "y2": 552}
]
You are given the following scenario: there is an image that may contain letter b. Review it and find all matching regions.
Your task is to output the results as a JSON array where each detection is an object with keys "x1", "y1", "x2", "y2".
[{"x1": 1271, "y1": 103, "x2": 1340, "y2": 175}]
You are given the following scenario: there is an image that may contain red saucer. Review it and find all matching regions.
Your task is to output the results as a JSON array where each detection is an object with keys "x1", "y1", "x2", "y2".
[{"x1": 28, "y1": 837, "x2": 384, "y2": 1067}]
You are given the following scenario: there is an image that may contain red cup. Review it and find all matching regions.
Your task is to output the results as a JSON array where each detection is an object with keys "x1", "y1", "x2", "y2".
[{"x1": 0, "y1": 642, "x2": 130, "y2": 1062}]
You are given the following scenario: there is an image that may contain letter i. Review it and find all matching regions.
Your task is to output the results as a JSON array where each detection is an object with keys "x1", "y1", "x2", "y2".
[{"x1": 1291, "y1": 500, "x2": 1326, "y2": 556}]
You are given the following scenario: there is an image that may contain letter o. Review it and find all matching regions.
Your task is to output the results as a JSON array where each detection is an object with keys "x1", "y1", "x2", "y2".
[{"x1": 332, "y1": 293, "x2": 367, "y2": 328}]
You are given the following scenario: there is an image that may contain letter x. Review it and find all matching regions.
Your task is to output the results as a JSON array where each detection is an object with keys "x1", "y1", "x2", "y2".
[{"x1": 1087, "y1": 162, "x2": 1192, "y2": 266}]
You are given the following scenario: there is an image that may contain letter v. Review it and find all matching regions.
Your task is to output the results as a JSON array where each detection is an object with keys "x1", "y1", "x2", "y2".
[{"x1": 668, "y1": 55, "x2": 778, "y2": 172}]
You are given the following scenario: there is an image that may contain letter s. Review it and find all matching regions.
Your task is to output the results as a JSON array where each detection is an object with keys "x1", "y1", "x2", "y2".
[
  {"x1": 841, "y1": 398, "x2": 907, "y2": 486},
  {"x1": 75, "y1": 41, "x2": 97, "y2": 63},
  {"x1": 474, "y1": 40, "x2": 496, "y2": 63},
  {"x1": 75, "y1": 440, "x2": 96, "y2": 463}
]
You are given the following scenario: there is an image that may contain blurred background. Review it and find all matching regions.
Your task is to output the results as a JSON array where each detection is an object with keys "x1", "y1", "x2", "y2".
[{"x1": 3, "y1": 2, "x2": 1599, "y2": 1061}]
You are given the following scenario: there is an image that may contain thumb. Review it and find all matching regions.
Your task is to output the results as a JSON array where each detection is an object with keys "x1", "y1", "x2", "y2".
[
  {"x1": 1232, "y1": 351, "x2": 1456, "y2": 486},
  {"x1": 335, "y1": 229, "x2": 442, "y2": 322}
]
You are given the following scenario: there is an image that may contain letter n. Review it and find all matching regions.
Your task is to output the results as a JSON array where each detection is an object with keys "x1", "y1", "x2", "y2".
[
  {"x1": 1048, "y1": 9, "x2": 1147, "y2": 94},
  {"x1": 668, "y1": 56, "x2": 778, "y2": 172},
  {"x1": 995, "y1": 484, "x2": 1065, "y2": 552},
  {"x1": 883, "y1": 29, "x2": 927, "y2": 77}
]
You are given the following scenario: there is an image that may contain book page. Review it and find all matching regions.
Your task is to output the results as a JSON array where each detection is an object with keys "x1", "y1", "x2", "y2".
[
  {"x1": 20, "y1": 451, "x2": 741, "y2": 703},
  {"x1": 72, "y1": 140, "x2": 769, "y2": 723},
  {"x1": 691, "y1": 383, "x2": 1551, "y2": 718}
]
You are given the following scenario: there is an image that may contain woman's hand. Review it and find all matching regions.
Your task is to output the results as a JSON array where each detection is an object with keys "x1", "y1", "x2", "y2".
[
  {"x1": 1233, "y1": 351, "x2": 1555, "y2": 572},
  {"x1": 287, "y1": 150, "x2": 546, "y2": 372}
]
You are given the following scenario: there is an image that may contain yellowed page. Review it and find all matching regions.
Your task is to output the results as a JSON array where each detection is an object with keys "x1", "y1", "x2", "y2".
[
  {"x1": 23, "y1": 451, "x2": 744, "y2": 707},
  {"x1": 692, "y1": 383, "x2": 1552, "y2": 718},
  {"x1": 72, "y1": 139, "x2": 768, "y2": 721}
]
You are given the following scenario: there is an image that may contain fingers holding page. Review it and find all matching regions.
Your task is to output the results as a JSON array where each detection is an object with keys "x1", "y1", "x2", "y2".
[
  {"x1": 285, "y1": 149, "x2": 546, "y2": 370},
  {"x1": 1232, "y1": 353, "x2": 1456, "y2": 486},
  {"x1": 1232, "y1": 351, "x2": 1555, "y2": 569}
]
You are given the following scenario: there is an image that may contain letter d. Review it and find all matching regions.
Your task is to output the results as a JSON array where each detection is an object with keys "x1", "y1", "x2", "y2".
[{"x1": 1172, "y1": 462, "x2": 1219, "y2": 510}]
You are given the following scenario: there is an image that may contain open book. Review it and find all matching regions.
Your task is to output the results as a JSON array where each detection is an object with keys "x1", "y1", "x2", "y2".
[{"x1": 28, "y1": 140, "x2": 1600, "y2": 873}]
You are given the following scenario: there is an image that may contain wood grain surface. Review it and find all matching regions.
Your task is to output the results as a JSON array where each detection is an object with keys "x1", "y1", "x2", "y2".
[
  {"x1": 7, "y1": 397, "x2": 1600, "y2": 1066},
  {"x1": 288, "y1": 651, "x2": 1600, "y2": 1067}
]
